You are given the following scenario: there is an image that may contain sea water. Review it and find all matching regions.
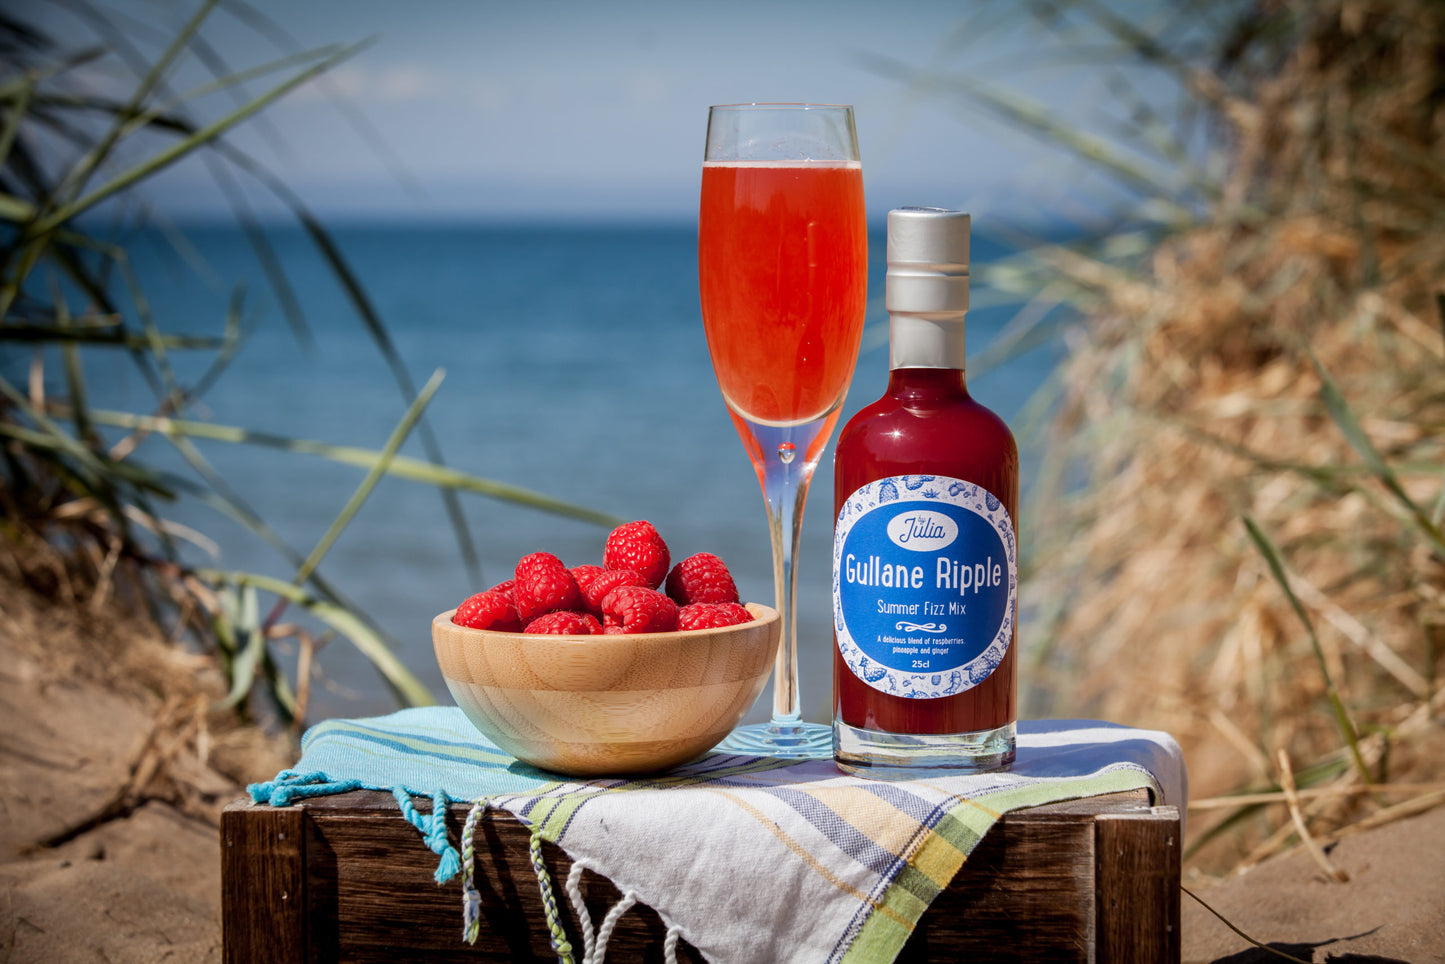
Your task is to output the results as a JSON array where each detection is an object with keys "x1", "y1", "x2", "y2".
[{"x1": 66, "y1": 222, "x2": 1056, "y2": 724}]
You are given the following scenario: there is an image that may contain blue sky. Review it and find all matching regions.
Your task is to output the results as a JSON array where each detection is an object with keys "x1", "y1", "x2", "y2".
[{"x1": 32, "y1": 0, "x2": 1181, "y2": 223}]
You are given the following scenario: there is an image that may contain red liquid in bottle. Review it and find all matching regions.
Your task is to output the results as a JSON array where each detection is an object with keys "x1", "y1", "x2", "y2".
[{"x1": 833, "y1": 367, "x2": 1018, "y2": 737}]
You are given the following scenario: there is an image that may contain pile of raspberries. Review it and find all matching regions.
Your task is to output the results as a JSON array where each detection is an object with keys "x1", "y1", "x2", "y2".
[{"x1": 451, "y1": 520, "x2": 752, "y2": 635}]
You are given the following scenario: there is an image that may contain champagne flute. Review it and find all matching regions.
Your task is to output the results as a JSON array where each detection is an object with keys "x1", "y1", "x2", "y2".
[{"x1": 698, "y1": 104, "x2": 867, "y2": 755}]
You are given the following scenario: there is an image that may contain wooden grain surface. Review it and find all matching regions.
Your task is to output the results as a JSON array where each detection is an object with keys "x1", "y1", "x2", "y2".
[
  {"x1": 431, "y1": 605, "x2": 779, "y2": 776},
  {"x1": 223, "y1": 789, "x2": 1180, "y2": 963},
  {"x1": 221, "y1": 804, "x2": 308, "y2": 964},
  {"x1": 901, "y1": 808, "x2": 1097, "y2": 961},
  {"x1": 1095, "y1": 812, "x2": 1181, "y2": 963}
]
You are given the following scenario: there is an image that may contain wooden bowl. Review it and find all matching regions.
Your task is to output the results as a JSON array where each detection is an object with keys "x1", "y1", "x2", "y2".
[{"x1": 432, "y1": 603, "x2": 779, "y2": 777}]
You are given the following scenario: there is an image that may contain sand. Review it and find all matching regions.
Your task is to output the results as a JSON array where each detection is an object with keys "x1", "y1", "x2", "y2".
[
  {"x1": 0, "y1": 566, "x2": 288, "y2": 963},
  {"x1": 1182, "y1": 806, "x2": 1445, "y2": 963},
  {"x1": 0, "y1": 567, "x2": 1440, "y2": 962}
]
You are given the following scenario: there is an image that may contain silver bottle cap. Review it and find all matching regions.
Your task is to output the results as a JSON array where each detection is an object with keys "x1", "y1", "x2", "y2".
[{"x1": 886, "y1": 207, "x2": 970, "y2": 369}]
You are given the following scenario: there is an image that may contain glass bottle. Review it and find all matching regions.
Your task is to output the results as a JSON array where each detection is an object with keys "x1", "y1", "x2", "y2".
[{"x1": 832, "y1": 207, "x2": 1018, "y2": 773}]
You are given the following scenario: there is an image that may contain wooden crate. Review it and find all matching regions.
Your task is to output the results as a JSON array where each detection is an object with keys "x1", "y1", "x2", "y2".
[{"x1": 222, "y1": 789, "x2": 1179, "y2": 963}]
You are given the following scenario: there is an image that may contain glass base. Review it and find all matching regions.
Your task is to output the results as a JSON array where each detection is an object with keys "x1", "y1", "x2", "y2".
[
  {"x1": 833, "y1": 718, "x2": 1016, "y2": 776},
  {"x1": 717, "y1": 720, "x2": 832, "y2": 758}
]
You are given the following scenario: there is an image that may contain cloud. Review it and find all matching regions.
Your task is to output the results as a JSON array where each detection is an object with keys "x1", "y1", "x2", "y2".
[
  {"x1": 283, "y1": 64, "x2": 359, "y2": 104},
  {"x1": 375, "y1": 66, "x2": 440, "y2": 103},
  {"x1": 287, "y1": 64, "x2": 440, "y2": 105}
]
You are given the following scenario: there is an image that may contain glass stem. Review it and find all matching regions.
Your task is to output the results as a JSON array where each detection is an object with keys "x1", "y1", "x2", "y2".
[
  {"x1": 743, "y1": 414, "x2": 832, "y2": 728},
  {"x1": 763, "y1": 454, "x2": 813, "y2": 724}
]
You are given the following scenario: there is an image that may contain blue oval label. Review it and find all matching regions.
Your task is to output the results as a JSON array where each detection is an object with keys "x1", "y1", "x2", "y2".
[
  {"x1": 833, "y1": 475, "x2": 1016, "y2": 699},
  {"x1": 885, "y1": 509, "x2": 958, "y2": 552}
]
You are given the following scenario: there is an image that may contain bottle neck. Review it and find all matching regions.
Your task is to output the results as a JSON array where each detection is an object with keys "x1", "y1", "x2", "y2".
[
  {"x1": 886, "y1": 364, "x2": 968, "y2": 398},
  {"x1": 888, "y1": 312, "x2": 967, "y2": 372}
]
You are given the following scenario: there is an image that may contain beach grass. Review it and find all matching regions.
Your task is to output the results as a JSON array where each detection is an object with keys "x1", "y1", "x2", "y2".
[
  {"x1": 0, "y1": 6, "x2": 620, "y2": 729},
  {"x1": 885, "y1": 0, "x2": 1445, "y2": 873}
]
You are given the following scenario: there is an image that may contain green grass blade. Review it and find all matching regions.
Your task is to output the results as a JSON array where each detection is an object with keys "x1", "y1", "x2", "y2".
[
  {"x1": 967, "y1": 283, "x2": 1070, "y2": 379},
  {"x1": 0, "y1": 193, "x2": 37, "y2": 222},
  {"x1": 200, "y1": 568, "x2": 434, "y2": 707},
  {"x1": 0, "y1": 46, "x2": 109, "y2": 102},
  {"x1": 77, "y1": 407, "x2": 625, "y2": 526},
  {"x1": 185, "y1": 285, "x2": 247, "y2": 402},
  {"x1": 212, "y1": 584, "x2": 239, "y2": 660},
  {"x1": 857, "y1": 51, "x2": 1195, "y2": 223},
  {"x1": 206, "y1": 141, "x2": 481, "y2": 582},
  {"x1": 157, "y1": 453, "x2": 374, "y2": 624},
  {"x1": 184, "y1": 25, "x2": 297, "y2": 165},
  {"x1": 1432, "y1": 466, "x2": 1445, "y2": 529},
  {"x1": 259, "y1": 646, "x2": 298, "y2": 721},
  {"x1": 113, "y1": 252, "x2": 185, "y2": 411},
  {"x1": 0, "y1": 78, "x2": 31, "y2": 172},
  {"x1": 1071, "y1": 0, "x2": 1223, "y2": 99},
  {"x1": 1242, "y1": 515, "x2": 1372, "y2": 786},
  {"x1": 0, "y1": 323, "x2": 224, "y2": 350},
  {"x1": 1310, "y1": 352, "x2": 1445, "y2": 556},
  {"x1": 215, "y1": 0, "x2": 426, "y2": 198},
  {"x1": 290, "y1": 205, "x2": 482, "y2": 583},
  {"x1": 9, "y1": 205, "x2": 158, "y2": 406},
  {"x1": 0, "y1": 377, "x2": 170, "y2": 497},
  {"x1": 202, "y1": 157, "x2": 311, "y2": 347},
  {"x1": 123, "y1": 43, "x2": 345, "y2": 139},
  {"x1": 33, "y1": 39, "x2": 368, "y2": 234},
  {"x1": 1182, "y1": 754, "x2": 1351, "y2": 861},
  {"x1": 0, "y1": 422, "x2": 170, "y2": 495},
  {"x1": 1092, "y1": 69, "x2": 1221, "y2": 202},
  {"x1": 56, "y1": 0, "x2": 220, "y2": 203},
  {"x1": 49, "y1": 275, "x2": 94, "y2": 446},
  {"x1": 290, "y1": 367, "x2": 445, "y2": 590},
  {"x1": 217, "y1": 582, "x2": 263, "y2": 710}
]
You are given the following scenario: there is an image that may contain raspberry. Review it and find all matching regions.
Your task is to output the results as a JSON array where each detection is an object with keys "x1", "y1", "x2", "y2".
[
  {"x1": 664, "y1": 553, "x2": 739, "y2": 605},
  {"x1": 600, "y1": 585, "x2": 678, "y2": 634},
  {"x1": 452, "y1": 590, "x2": 522, "y2": 632},
  {"x1": 486, "y1": 578, "x2": 515, "y2": 602},
  {"x1": 513, "y1": 552, "x2": 581, "y2": 622},
  {"x1": 603, "y1": 520, "x2": 671, "y2": 589},
  {"x1": 677, "y1": 602, "x2": 754, "y2": 631},
  {"x1": 570, "y1": 565, "x2": 606, "y2": 597},
  {"x1": 580, "y1": 568, "x2": 649, "y2": 616},
  {"x1": 524, "y1": 611, "x2": 602, "y2": 635}
]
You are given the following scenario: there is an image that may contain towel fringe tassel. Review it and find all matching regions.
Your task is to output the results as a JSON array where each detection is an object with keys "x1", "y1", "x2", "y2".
[
  {"x1": 246, "y1": 769, "x2": 362, "y2": 807},
  {"x1": 392, "y1": 787, "x2": 462, "y2": 884},
  {"x1": 565, "y1": 860, "x2": 598, "y2": 963},
  {"x1": 460, "y1": 799, "x2": 490, "y2": 943},
  {"x1": 354, "y1": 790, "x2": 665, "y2": 964},
  {"x1": 528, "y1": 828, "x2": 576, "y2": 964},
  {"x1": 591, "y1": 890, "x2": 637, "y2": 963},
  {"x1": 565, "y1": 862, "x2": 669, "y2": 964}
]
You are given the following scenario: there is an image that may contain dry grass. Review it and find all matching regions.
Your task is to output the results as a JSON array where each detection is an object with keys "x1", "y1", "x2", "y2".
[
  {"x1": 0, "y1": 8, "x2": 621, "y2": 728},
  {"x1": 1015, "y1": 0, "x2": 1445, "y2": 873},
  {"x1": 0, "y1": 537, "x2": 292, "y2": 837}
]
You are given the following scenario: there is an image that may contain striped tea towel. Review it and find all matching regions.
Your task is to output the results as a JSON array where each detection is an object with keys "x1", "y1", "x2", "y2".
[{"x1": 249, "y1": 708, "x2": 1185, "y2": 964}]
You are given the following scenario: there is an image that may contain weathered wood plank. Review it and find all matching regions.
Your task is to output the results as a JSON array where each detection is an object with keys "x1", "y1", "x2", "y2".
[
  {"x1": 221, "y1": 789, "x2": 1177, "y2": 963},
  {"x1": 899, "y1": 806, "x2": 1098, "y2": 962},
  {"x1": 1095, "y1": 808, "x2": 1181, "y2": 964},
  {"x1": 221, "y1": 803, "x2": 308, "y2": 964},
  {"x1": 290, "y1": 792, "x2": 703, "y2": 962}
]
